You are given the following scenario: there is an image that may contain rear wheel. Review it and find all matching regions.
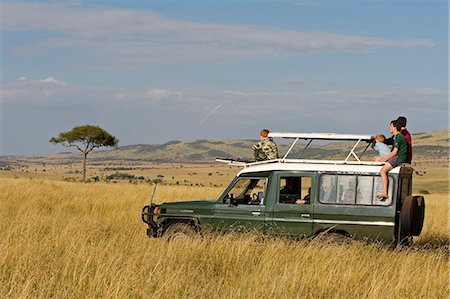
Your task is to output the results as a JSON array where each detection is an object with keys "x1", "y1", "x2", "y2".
[
  {"x1": 163, "y1": 222, "x2": 197, "y2": 241},
  {"x1": 411, "y1": 196, "x2": 425, "y2": 236},
  {"x1": 400, "y1": 195, "x2": 425, "y2": 240}
]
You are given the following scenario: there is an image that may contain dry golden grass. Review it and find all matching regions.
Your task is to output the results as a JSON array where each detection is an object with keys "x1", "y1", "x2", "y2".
[
  {"x1": 0, "y1": 160, "x2": 236, "y2": 188},
  {"x1": 1, "y1": 176, "x2": 448, "y2": 298}
]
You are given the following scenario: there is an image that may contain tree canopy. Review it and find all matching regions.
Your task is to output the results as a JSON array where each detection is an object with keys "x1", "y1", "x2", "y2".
[
  {"x1": 50, "y1": 125, "x2": 118, "y2": 181},
  {"x1": 50, "y1": 125, "x2": 118, "y2": 154}
]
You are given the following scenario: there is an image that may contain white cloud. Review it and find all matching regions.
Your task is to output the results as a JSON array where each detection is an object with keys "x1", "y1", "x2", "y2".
[
  {"x1": 144, "y1": 88, "x2": 183, "y2": 103},
  {"x1": 222, "y1": 90, "x2": 270, "y2": 97},
  {"x1": 217, "y1": 87, "x2": 448, "y2": 116},
  {"x1": 2, "y1": 76, "x2": 75, "y2": 103},
  {"x1": 146, "y1": 88, "x2": 179, "y2": 98},
  {"x1": 37, "y1": 76, "x2": 67, "y2": 86},
  {"x1": 3, "y1": 74, "x2": 445, "y2": 116},
  {"x1": 2, "y1": 79, "x2": 447, "y2": 155},
  {"x1": 2, "y1": 2, "x2": 437, "y2": 68}
]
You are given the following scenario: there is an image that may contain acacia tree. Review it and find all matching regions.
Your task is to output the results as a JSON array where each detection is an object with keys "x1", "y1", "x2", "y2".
[{"x1": 50, "y1": 125, "x2": 118, "y2": 182}]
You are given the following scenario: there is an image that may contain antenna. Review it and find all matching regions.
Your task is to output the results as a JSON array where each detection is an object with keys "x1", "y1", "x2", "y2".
[
  {"x1": 149, "y1": 178, "x2": 162, "y2": 206},
  {"x1": 149, "y1": 183, "x2": 157, "y2": 206}
]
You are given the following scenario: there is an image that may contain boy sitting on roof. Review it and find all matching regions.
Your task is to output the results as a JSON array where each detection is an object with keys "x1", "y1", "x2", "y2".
[
  {"x1": 376, "y1": 120, "x2": 408, "y2": 199},
  {"x1": 384, "y1": 116, "x2": 412, "y2": 163},
  {"x1": 252, "y1": 129, "x2": 279, "y2": 161}
]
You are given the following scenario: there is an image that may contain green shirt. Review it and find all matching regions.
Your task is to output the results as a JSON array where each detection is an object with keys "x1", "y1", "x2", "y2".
[{"x1": 394, "y1": 133, "x2": 408, "y2": 163}]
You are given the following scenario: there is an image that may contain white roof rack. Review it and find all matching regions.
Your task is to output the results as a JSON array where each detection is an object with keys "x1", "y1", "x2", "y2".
[{"x1": 216, "y1": 131, "x2": 375, "y2": 167}]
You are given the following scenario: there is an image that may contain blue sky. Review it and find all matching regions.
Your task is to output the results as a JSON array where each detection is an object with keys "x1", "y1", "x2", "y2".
[{"x1": 1, "y1": 0, "x2": 448, "y2": 155}]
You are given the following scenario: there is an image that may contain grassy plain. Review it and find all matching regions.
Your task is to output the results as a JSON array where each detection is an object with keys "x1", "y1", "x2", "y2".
[{"x1": 0, "y1": 159, "x2": 449, "y2": 298}]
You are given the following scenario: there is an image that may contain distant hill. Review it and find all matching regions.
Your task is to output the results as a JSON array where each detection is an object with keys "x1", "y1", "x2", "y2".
[{"x1": 30, "y1": 129, "x2": 448, "y2": 163}]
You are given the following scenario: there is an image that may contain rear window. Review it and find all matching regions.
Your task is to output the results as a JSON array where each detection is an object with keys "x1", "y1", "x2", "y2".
[{"x1": 319, "y1": 174, "x2": 393, "y2": 206}]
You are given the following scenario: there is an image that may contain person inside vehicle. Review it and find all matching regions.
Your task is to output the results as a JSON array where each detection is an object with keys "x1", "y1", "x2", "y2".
[
  {"x1": 296, "y1": 187, "x2": 311, "y2": 205},
  {"x1": 252, "y1": 129, "x2": 279, "y2": 161},
  {"x1": 280, "y1": 178, "x2": 298, "y2": 194},
  {"x1": 376, "y1": 120, "x2": 408, "y2": 200},
  {"x1": 280, "y1": 178, "x2": 300, "y2": 203}
]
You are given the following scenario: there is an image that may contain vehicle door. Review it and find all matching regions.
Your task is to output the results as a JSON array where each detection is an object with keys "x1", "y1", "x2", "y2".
[
  {"x1": 213, "y1": 176, "x2": 268, "y2": 232},
  {"x1": 267, "y1": 172, "x2": 315, "y2": 237}
]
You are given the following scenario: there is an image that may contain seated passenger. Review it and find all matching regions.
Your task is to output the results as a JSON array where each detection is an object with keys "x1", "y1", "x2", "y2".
[
  {"x1": 280, "y1": 178, "x2": 298, "y2": 194},
  {"x1": 383, "y1": 116, "x2": 412, "y2": 164},
  {"x1": 252, "y1": 129, "x2": 279, "y2": 161},
  {"x1": 280, "y1": 178, "x2": 300, "y2": 204},
  {"x1": 296, "y1": 187, "x2": 311, "y2": 205},
  {"x1": 372, "y1": 134, "x2": 391, "y2": 159},
  {"x1": 376, "y1": 120, "x2": 408, "y2": 200}
]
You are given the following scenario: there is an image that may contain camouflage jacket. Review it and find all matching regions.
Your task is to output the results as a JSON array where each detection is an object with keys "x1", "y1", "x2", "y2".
[{"x1": 252, "y1": 137, "x2": 279, "y2": 160}]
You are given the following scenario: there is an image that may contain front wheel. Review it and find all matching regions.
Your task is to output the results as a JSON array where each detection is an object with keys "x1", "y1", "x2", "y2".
[{"x1": 163, "y1": 222, "x2": 197, "y2": 241}]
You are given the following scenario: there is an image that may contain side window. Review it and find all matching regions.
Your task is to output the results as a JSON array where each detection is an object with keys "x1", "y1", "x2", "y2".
[
  {"x1": 320, "y1": 174, "x2": 393, "y2": 206},
  {"x1": 356, "y1": 176, "x2": 373, "y2": 205},
  {"x1": 337, "y1": 176, "x2": 356, "y2": 204},
  {"x1": 320, "y1": 175, "x2": 337, "y2": 203},
  {"x1": 373, "y1": 177, "x2": 392, "y2": 206},
  {"x1": 279, "y1": 176, "x2": 312, "y2": 205},
  {"x1": 225, "y1": 177, "x2": 267, "y2": 205}
]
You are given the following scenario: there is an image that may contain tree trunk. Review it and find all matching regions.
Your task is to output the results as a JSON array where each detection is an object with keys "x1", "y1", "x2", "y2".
[{"x1": 83, "y1": 152, "x2": 87, "y2": 182}]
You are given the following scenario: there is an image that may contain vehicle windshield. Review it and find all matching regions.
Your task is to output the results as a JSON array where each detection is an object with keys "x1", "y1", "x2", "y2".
[{"x1": 218, "y1": 177, "x2": 267, "y2": 204}]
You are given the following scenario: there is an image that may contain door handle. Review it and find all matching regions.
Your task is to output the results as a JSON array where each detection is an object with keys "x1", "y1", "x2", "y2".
[
  {"x1": 252, "y1": 212, "x2": 261, "y2": 216},
  {"x1": 301, "y1": 214, "x2": 310, "y2": 218}
]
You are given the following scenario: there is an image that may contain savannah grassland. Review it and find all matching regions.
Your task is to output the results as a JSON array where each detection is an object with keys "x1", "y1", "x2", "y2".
[{"x1": 0, "y1": 158, "x2": 449, "y2": 298}]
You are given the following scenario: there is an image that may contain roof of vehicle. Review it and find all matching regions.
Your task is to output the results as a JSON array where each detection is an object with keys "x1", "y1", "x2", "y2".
[{"x1": 237, "y1": 159, "x2": 407, "y2": 176}]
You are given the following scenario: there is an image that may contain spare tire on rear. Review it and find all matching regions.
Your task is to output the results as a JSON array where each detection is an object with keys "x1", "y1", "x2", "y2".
[{"x1": 400, "y1": 195, "x2": 425, "y2": 237}]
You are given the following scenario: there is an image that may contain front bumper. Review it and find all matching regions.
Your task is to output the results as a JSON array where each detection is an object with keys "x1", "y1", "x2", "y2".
[{"x1": 141, "y1": 204, "x2": 159, "y2": 237}]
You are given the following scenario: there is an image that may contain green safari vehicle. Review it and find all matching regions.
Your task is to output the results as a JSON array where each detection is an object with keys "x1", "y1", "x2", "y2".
[{"x1": 141, "y1": 132, "x2": 425, "y2": 245}]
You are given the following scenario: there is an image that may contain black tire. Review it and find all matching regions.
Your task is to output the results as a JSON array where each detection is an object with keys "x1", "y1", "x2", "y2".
[
  {"x1": 163, "y1": 222, "x2": 197, "y2": 241},
  {"x1": 400, "y1": 195, "x2": 425, "y2": 238},
  {"x1": 411, "y1": 196, "x2": 425, "y2": 236},
  {"x1": 317, "y1": 232, "x2": 354, "y2": 245}
]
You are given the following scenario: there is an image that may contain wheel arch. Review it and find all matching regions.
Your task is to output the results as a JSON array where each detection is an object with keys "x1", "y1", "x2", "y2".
[{"x1": 160, "y1": 217, "x2": 200, "y2": 234}]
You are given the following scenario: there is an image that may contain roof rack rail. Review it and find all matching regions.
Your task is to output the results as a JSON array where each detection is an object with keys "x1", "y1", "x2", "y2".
[{"x1": 216, "y1": 158, "x2": 384, "y2": 167}]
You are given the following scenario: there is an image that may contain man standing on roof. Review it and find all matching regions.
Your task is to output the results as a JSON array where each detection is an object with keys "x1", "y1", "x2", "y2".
[
  {"x1": 384, "y1": 116, "x2": 412, "y2": 163},
  {"x1": 252, "y1": 129, "x2": 279, "y2": 161}
]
